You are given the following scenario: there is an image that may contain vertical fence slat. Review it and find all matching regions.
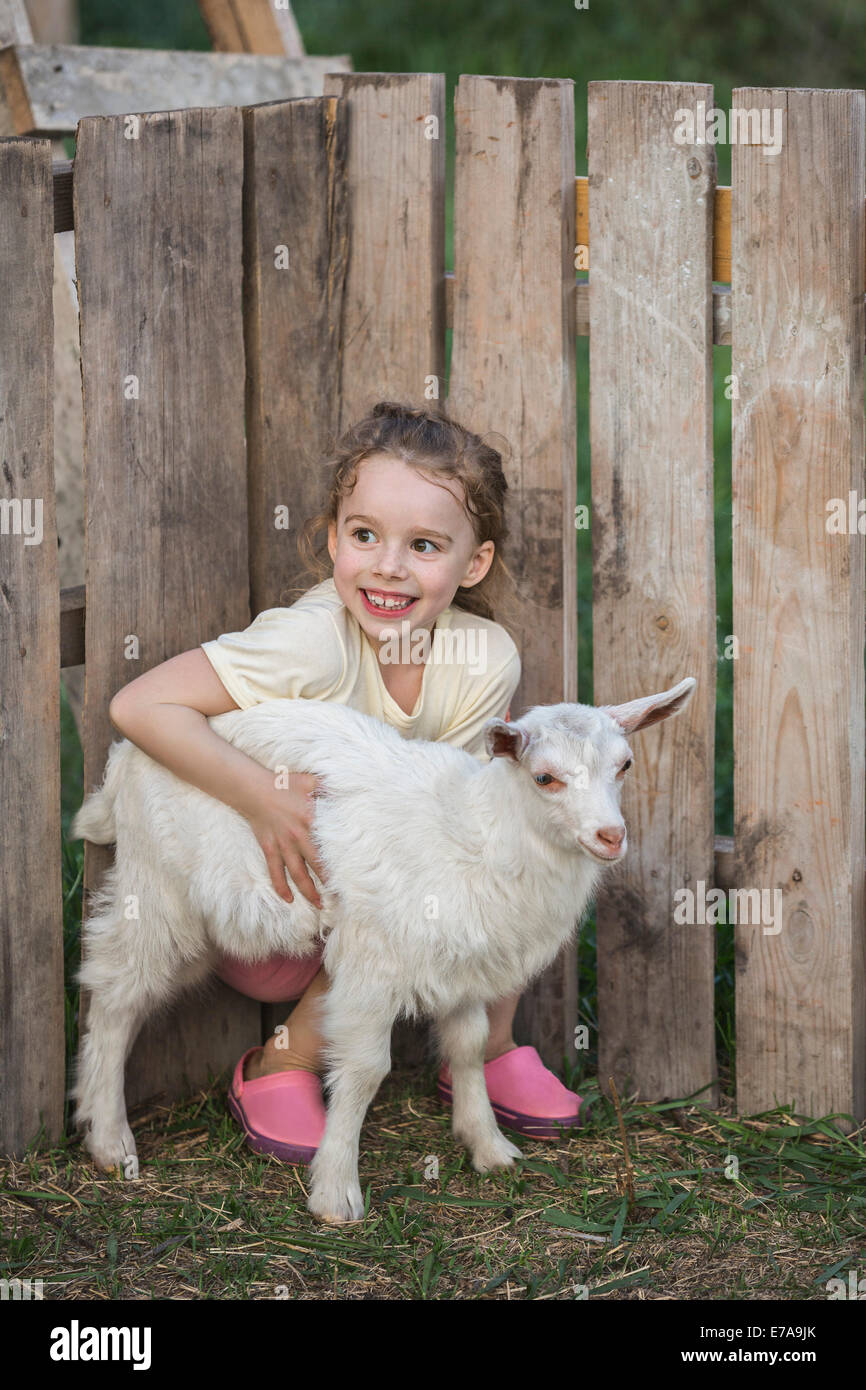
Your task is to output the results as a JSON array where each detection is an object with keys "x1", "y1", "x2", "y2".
[
  {"x1": 75, "y1": 107, "x2": 260, "y2": 1111},
  {"x1": 588, "y1": 81, "x2": 718, "y2": 1103},
  {"x1": 241, "y1": 93, "x2": 349, "y2": 1042},
  {"x1": 321, "y1": 71, "x2": 445, "y2": 1065},
  {"x1": 0, "y1": 136, "x2": 64, "y2": 1155},
  {"x1": 447, "y1": 75, "x2": 578, "y2": 1067},
  {"x1": 243, "y1": 95, "x2": 348, "y2": 618},
  {"x1": 732, "y1": 87, "x2": 866, "y2": 1123},
  {"x1": 322, "y1": 72, "x2": 446, "y2": 422}
]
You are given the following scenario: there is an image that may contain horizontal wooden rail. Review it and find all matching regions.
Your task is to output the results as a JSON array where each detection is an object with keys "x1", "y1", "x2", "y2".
[
  {"x1": 445, "y1": 274, "x2": 733, "y2": 345},
  {"x1": 60, "y1": 581, "x2": 84, "y2": 667},
  {"x1": 51, "y1": 162, "x2": 866, "y2": 286},
  {"x1": 0, "y1": 42, "x2": 351, "y2": 135},
  {"x1": 48, "y1": 162, "x2": 861, "y2": 348},
  {"x1": 50, "y1": 163, "x2": 732, "y2": 340}
]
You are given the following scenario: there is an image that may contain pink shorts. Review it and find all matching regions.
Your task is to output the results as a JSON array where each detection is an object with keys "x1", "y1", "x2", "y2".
[{"x1": 213, "y1": 950, "x2": 324, "y2": 1003}]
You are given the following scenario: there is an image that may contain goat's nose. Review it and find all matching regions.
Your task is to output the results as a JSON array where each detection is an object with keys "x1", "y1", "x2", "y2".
[{"x1": 596, "y1": 825, "x2": 625, "y2": 850}]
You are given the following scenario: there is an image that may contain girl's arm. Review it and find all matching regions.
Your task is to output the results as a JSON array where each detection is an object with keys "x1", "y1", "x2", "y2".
[{"x1": 107, "y1": 648, "x2": 324, "y2": 909}]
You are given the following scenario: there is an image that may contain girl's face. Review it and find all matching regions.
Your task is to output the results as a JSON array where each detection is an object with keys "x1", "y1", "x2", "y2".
[{"x1": 327, "y1": 453, "x2": 494, "y2": 649}]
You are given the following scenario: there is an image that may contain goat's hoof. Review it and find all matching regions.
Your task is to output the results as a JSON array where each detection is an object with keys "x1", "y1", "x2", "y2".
[
  {"x1": 469, "y1": 1133, "x2": 523, "y2": 1172},
  {"x1": 307, "y1": 1177, "x2": 365, "y2": 1225},
  {"x1": 84, "y1": 1125, "x2": 139, "y2": 1180}
]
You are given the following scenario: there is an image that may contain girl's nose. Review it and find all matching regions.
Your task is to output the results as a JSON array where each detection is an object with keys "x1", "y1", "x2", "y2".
[{"x1": 374, "y1": 554, "x2": 410, "y2": 578}]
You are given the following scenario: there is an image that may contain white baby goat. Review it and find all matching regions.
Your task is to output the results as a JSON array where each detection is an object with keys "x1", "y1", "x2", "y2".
[{"x1": 71, "y1": 676, "x2": 696, "y2": 1223}]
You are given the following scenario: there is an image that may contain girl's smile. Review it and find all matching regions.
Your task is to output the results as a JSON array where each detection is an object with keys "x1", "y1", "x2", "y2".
[{"x1": 359, "y1": 587, "x2": 420, "y2": 616}]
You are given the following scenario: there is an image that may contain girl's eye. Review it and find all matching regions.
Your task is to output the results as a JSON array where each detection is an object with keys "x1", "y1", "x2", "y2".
[
  {"x1": 534, "y1": 773, "x2": 555, "y2": 786},
  {"x1": 350, "y1": 528, "x2": 439, "y2": 553}
]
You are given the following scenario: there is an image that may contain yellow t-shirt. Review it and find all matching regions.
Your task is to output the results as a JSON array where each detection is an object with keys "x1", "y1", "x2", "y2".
[{"x1": 200, "y1": 577, "x2": 521, "y2": 763}]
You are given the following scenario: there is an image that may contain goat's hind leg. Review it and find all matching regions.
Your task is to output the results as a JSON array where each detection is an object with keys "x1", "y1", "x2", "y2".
[
  {"x1": 73, "y1": 984, "x2": 152, "y2": 1176},
  {"x1": 72, "y1": 887, "x2": 209, "y2": 1176},
  {"x1": 435, "y1": 1003, "x2": 522, "y2": 1171}
]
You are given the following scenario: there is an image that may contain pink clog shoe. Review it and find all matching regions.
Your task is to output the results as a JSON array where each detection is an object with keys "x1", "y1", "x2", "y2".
[
  {"x1": 227, "y1": 1046, "x2": 326, "y2": 1163},
  {"x1": 437, "y1": 1045, "x2": 588, "y2": 1140}
]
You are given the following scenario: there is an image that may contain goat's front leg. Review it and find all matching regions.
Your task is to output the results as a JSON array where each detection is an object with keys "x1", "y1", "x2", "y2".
[
  {"x1": 435, "y1": 1003, "x2": 522, "y2": 1172},
  {"x1": 307, "y1": 973, "x2": 397, "y2": 1224}
]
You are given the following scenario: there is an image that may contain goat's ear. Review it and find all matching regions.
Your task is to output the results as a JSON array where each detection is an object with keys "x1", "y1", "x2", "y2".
[
  {"x1": 599, "y1": 676, "x2": 697, "y2": 735},
  {"x1": 484, "y1": 718, "x2": 531, "y2": 762}
]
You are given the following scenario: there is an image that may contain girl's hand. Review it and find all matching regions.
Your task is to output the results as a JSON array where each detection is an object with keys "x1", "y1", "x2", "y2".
[{"x1": 243, "y1": 771, "x2": 327, "y2": 909}]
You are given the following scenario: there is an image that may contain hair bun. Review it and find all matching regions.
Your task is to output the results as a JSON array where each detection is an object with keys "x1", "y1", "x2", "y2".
[{"x1": 371, "y1": 400, "x2": 428, "y2": 421}]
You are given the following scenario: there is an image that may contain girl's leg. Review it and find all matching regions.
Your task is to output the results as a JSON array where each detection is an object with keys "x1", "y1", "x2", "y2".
[
  {"x1": 247, "y1": 976, "x2": 520, "y2": 1080},
  {"x1": 245, "y1": 965, "x2": 329, "y2": 1080},
  {"x1": 484, "y1": 990, "x2": 520, "y2": 1061}
]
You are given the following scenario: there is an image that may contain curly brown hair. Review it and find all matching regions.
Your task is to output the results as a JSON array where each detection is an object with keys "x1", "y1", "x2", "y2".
[{"x1": 279, "y1": 400, "x2": 521, "y2": 639}]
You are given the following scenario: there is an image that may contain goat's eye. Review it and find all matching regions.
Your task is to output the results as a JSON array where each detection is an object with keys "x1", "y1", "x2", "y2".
[
  {"x1": 620, "y1": 758, "x2": 632, "y2": 774},
  {"x1": 534, "y1": 773, "x2": 554, "y2": 786}
]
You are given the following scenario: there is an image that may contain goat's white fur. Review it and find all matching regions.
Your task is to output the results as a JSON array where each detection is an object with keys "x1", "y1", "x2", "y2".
[{"x1": 70, "y1": 677, "x2": 696, "y2": 1223}]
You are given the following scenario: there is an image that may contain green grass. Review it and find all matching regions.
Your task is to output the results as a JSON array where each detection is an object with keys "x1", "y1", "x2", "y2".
[{"x1": 3, "y1": 1064, "x2": 864, "y2": 1299}]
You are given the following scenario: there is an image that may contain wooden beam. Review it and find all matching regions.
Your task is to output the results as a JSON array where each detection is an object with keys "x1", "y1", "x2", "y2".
[
  {"x1": 60, "y1": 581, "x2": 84, "y2": 667},
  {"x1": 198, "y1": 0, "x2": 307, "y2": 57},
  {"x1": 242, "y1": 95, "x2": 348, "y2": 618},
  {"x1": 0, "y1": 0, "x2": 31, "y2": 44},
  {"x1": 0, "y1": 42, "x2": 351, "y2": 134},
  {"x1": 448, "y1": 75, "x2": 578, "y2": 1069},
  {"x1": 48, "y1": 160, "x2": 864, "y2": 321},
  {"x1": 74, "y1": 106, "x2": 260, "y2": 1108},
  {"x1": 589, "y1": 79, "x2": 718, "y2": 1106},
  {"x1": 731, "y1": 87, "x2": 866, "y2": 1124},
  {"x1": 21, "y1": 0, "x2": 77, "y2": 41},
  {"x1": 0, "y1": 134, "x2": 65, "y2": 1155}
]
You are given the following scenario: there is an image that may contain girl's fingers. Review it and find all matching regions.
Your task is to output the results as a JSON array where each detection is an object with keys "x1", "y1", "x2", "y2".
[
  {"x1": 284, "y1": 852, "x2": 323, "y2": 909},
  {"x1": 262, "y1": 844, "x2": 294, "y2": 902},
  {"x1": 297, "y1": 831, "x2": 328, "y2": 885}
]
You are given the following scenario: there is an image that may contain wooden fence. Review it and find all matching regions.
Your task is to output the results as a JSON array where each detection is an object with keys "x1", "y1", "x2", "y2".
[{"x1": 1, "y1": 77, "x2": 863, "y2": 1157}]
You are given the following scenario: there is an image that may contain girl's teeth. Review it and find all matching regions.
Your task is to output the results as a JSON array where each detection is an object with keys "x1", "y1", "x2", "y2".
[{"x1": 365, "y1": 591, "x2": 413, "y2": 610}]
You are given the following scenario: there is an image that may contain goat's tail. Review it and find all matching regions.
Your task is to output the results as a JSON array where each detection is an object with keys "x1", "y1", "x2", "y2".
[{"x1": 69, "y1": 739, "x2": 128, "y2": 845}]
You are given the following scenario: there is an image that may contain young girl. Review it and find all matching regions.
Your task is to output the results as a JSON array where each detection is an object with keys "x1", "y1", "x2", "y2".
[{"x1": 107, "y1": 401, "x2": 586, "y2": 1163}]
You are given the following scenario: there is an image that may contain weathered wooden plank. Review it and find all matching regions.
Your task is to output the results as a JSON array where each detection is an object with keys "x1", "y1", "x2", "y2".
[
  {"x1": 713, "y1": 186, "x2": 731, "y2": 282},
  {"x1": 51, "y1": 157, "x2": 72, "y2": 229},
  {"x1": 74, "y1": 107, "x2": 260, "y2": 1110},
  {"x1": 241, "y1": 93, "x2": 348, "y2": 1044},
  {"x1": 242, "y1": 95, "x2": 348, "y2": 618},
  {"x1": 21, "y1": 0, "x2": 77, "y2": 43},
  {"x1": 199, "y1": 0, "x2": 307, "y2": 57},
  {"x1": 447, "y1": 75, "x2": 578, "y2": 1068},
  {"x1": 0, "y1": 0, "x2": 30, "y2": 44},
  {"x1": 576, "y1": 174, "x2": 588, "y2": 263},
  {"x1": 199, "y1": 0, "x2": 246, "y2": 52},
  {"x1": 323, "y1": 71, "x2": 445, "y2": 423},
  {"x1": 589, "y1": 80, "x2": 718, "y2": 1105},
  {"x1": 731, "y1": 87, "x2": 866, "y2": 1124},
  {"x1": 0, "y1": 43, "x2": 351, "y2": 134},
  {"x1": 0, "y1": 136, "x2": 65, "y2": 1155},
  {"x1": 321, "y1": 71, "x2": 445, "y2": 1065},
  {"x1": 0, "y1": 18, "x2": 85, "y2": 741},
  {"x1": 60, "y1": 581, "x2": 84, "y2": 667}
]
